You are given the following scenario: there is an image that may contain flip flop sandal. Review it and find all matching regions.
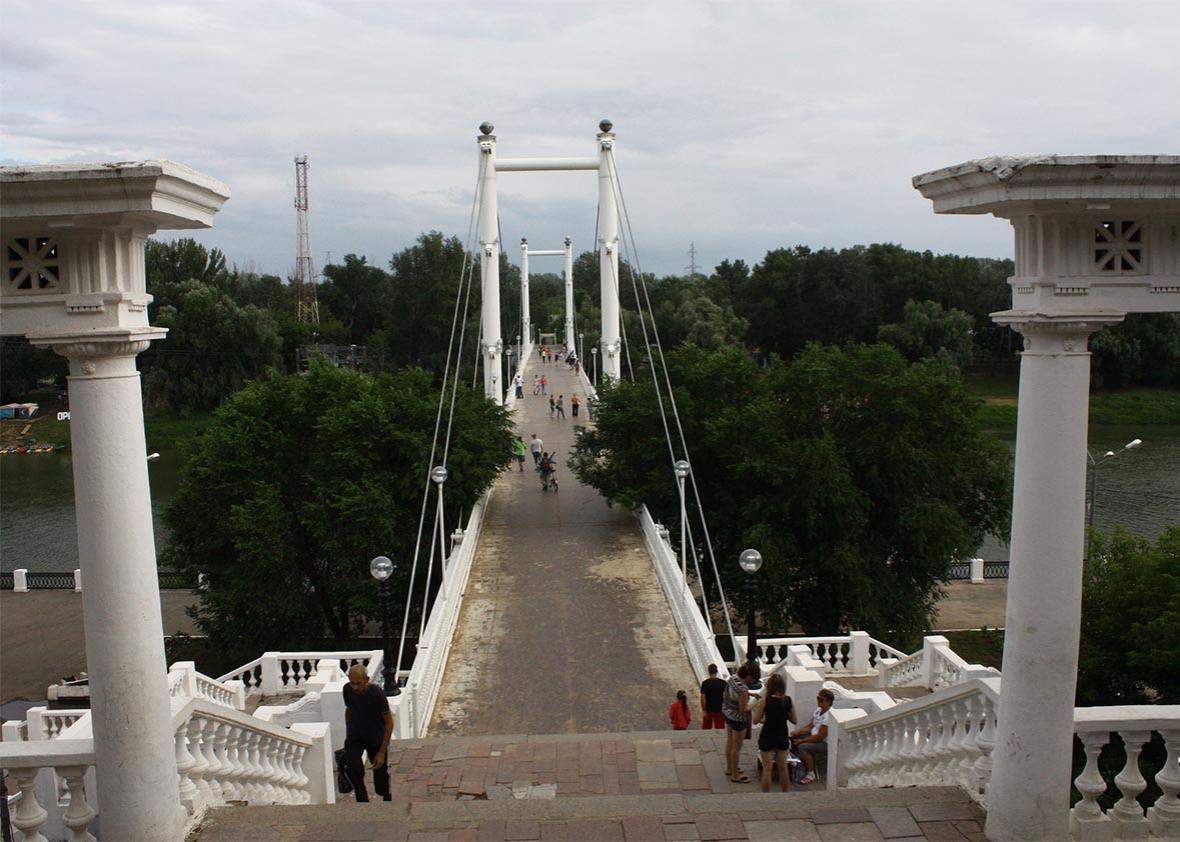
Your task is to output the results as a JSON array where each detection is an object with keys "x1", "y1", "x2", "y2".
[{"x1": 730, "y1": 774, "x2": 751, "y2": 783}]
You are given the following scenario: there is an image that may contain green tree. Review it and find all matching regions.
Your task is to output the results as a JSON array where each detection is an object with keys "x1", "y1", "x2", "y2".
[
  {"x1": 570, "y1": 343, "x2": 1011, "y2": 640},
  {"x1": 877, "y1": 299, "x2": 975, "y2": 368},
  {"x1": 146, "y1": 238, "x2": 230, "y2": 311},
  {"x1": 319, "y1": 255, "x2": 392, "y2": 345},
  {"x1": 164, "y1": 361, "x2": 513, "y2": 660},
  {"x1": 144, "y1": 282, "x2": 283, "y2": 412},
  {"x1": 1079, "y1": 526, "x2": 1180, "y2": 705}
]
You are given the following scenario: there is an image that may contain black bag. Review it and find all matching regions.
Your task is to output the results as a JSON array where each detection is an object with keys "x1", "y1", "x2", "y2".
[{"x1": 335, "y1": 748, "x2": 353, "y2": 794}]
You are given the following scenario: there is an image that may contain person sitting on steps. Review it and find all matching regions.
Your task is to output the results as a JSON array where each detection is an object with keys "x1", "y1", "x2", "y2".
[{"x1": 790, "y1": 687, "x2": 833, "y2": 785}]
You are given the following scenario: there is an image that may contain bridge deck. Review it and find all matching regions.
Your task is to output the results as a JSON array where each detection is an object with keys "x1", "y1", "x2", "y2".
[{"x1": 430, "y1": 358, "x2": 696, "y2": 736}]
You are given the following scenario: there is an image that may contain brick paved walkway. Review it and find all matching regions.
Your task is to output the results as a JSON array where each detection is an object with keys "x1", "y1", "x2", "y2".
[{"x1": 193, "y1": 731, "x2": 987, "y2": 841}]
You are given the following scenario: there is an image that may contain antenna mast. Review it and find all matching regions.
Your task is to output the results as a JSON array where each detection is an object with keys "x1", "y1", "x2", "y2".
[
  {"x1": 687, "y1": 242, "x2": 700, "y2": 280},
  {"x1": 294, "y1": 155, "x2": 320, "y2": 325}
]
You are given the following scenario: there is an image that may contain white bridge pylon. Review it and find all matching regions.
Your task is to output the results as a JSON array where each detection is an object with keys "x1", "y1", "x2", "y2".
[
  {"x1": 476, "y1": 120, "x2": 622, "y2": 403},
  {"x1": 520, "y1": 236, "x2": 575, "y2": 351}
]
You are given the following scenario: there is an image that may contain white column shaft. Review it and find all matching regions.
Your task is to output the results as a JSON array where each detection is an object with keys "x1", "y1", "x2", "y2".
[
  {"x1": 477, "y1": 138, "x2": 502, "y2": 403},
  {"x1": 564, "y1": 238, "x2": 575, "y2": 347},
  {"x1": 61, "y1": 339, "x2": 185, "y2": 840},
  {"x1": 986, "y1": 321, "x2": 1101, "y2": 842},
  {"x1": 597, "y1": 135, "x2": 621, "y2": 381}
]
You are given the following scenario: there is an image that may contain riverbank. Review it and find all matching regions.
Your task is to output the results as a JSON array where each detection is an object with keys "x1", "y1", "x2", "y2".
[
  {"x1": 1, "y1": 407, "x2": 211, "y2": 452},
  {"x1": 966, "y1": 374, "x2": 1180, "y2": 429}
]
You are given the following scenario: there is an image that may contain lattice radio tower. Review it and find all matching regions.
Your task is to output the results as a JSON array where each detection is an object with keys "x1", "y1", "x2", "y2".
[{"x1": 293, "y1": 155, "x2": 320, "y2": 325}]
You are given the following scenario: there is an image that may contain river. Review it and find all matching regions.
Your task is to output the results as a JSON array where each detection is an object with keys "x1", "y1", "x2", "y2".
[{"x1": 1, "y1": 427, "x2": 1178, "y2": 573}]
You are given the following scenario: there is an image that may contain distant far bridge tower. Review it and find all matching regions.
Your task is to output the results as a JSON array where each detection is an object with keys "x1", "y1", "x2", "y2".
[{"x1": 293, "y1": 155, "x2": 319, "y2": 325}]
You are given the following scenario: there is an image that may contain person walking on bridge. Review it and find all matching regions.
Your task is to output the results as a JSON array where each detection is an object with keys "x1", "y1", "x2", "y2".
[
  {"x1": 570, "y1": 394, "x2": 580, "y2": 418},
  {"x1": 342, "y1": 665, "x2": 393, "y2": 802},
  {"x1": 512, "y1": 437, "x2": 527, "y2": 472},
  {"x1": 529, "y1": 434, "x2": 544, "y2": 468},
  {"x1": 555, "y1": 395, "x2": 565, "y2": 419}
]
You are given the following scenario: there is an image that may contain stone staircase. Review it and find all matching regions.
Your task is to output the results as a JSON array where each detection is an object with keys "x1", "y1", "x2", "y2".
[{"x1": 190, "y1": 730, "x2": 986, "y2": 841}]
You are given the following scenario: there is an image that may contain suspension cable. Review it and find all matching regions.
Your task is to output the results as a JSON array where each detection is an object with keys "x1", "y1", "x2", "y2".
[
  {"x1": 393, "y1": 167, "x2": 483, "y2": 681},
  {"x1": 607, "y1": 148, "x2": 738, "y2": 649}
]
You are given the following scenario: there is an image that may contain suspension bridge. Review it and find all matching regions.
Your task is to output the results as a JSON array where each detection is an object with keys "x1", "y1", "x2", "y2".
[{"x1": 2, "y1": 139, "x2": 1179, "y2": 842}]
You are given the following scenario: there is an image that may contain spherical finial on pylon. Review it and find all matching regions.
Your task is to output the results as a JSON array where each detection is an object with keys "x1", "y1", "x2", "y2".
[
  {"x1": 479, "y1": 122, "x2": 495, "y2": 135},
  {"x1": 599, "y1": 119, "x2": 613, "y2": 133}
]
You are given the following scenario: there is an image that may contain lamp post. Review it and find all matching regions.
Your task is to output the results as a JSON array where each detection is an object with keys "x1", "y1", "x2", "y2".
[
  {"x1": 591, "y1": 347, "x2": 598, "y2": 386},
  {"x1": 674, "y1": 461, "x2": 691, "y2": 582},
  {"x1": 516, "y1": 334, "x2": 521, "y2": 367},
  {"x1": 506, "y1": 347, "x2": 514, "y2": 390},
  {"x1": 579, "y1": 332, "x2": 585, "y2": 365},
  {"x1": 369, "y1": 555, "x2": 400, "y2": 696},
  {"x1": 1085, "y1": 437, "x2": 1142, "y2": 560},
  {"x1": 738, "y1": 549, "x2": 763, "y2": 669}
]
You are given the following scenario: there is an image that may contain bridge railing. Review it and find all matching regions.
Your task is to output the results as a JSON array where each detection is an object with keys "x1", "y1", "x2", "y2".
[
  {"x1": 389, "y1": 488, "x2": 491, "y2": 738},
  {"x1": 216, "y1": 650, "x2": 381, "y2": 697},
  {"x1": 637, "y1": 505, "x2": 728, "y2": 682}
]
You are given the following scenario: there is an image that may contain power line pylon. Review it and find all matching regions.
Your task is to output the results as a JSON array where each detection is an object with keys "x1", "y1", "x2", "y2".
[
  {"x1": 293, "y1": 155, "x2": 320, "y2": 325},
  {"x1": 686, "y1": 242, "x2": 700, "y2": 280}
]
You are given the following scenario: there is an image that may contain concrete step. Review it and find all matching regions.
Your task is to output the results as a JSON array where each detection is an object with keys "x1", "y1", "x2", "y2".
[
  {"x1": 190, "y1": 729, "x2": 987, "y2": 840},
  {"x1": 193, "y1": 787, "x2": 984, "y2": 841}
]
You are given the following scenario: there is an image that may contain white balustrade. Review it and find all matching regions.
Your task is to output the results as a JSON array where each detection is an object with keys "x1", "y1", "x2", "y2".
[
  {"x1": 217, "y1": 650, "x2": 380, "y2": 697},
  {"x1": 0, "y1": 740, "x2": 97, "y2": 842},
  {"x1": 25, "y1": 708, "x2": 88, "y2": 742},
  {"x1": 1070, "y1": 709, "x2": 1180, "y2": 841}
]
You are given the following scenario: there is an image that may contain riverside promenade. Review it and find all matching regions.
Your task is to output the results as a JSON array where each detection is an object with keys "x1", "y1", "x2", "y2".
[{"x1": 430, "y1": 357, "x2": 697, "y2": 736}]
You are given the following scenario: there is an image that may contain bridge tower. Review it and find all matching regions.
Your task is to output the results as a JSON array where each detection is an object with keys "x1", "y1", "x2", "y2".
[
  {"x1": 475, "y1": 120, "x2": 624, "y2": 402},
  {"x1": 293, "y1": 155, "x2": 319, "y2": 325}
]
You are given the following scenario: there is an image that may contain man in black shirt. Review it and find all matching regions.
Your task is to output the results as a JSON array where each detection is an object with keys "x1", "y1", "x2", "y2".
[
  {"x1": 342, "y1": 664, "x2": 394, "y2": 801},
  {"x1": 699, "y1": 663, "x2": 727, "y2": 729}
]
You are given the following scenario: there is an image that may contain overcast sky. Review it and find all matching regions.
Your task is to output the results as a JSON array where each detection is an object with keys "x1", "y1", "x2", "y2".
[{"x1": 3, "y1": 1, "x2": 1178, "y2": 279}]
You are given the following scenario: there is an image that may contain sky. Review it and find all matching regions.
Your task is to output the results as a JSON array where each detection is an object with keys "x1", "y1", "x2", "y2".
[{"x1": 2, "y1": 1, "x2": 1178, "y2": 280}]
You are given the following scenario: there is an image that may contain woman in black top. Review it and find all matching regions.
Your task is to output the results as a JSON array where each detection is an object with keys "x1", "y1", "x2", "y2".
[{"x1": 751, "y1": 672, "x2": 795, "y2": 792}]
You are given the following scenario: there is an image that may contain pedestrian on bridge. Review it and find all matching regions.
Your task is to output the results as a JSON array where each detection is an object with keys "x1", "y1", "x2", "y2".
[
  {"x1": 342, "y1": 665, "x2": 393, "y2": 802},
  {"x1": 513, "y1": 437, "x2": 527, "y2": 471},
  {"x1": 540, "y1": 374, "x2": 548, "y2": 395},
  {"x1": 555, "y1": 395, "x2": 565, "y2": 419},
  {"x1": 723, "y1": 664, "x2": 753, "y2": 783},
  {"x1": 529, "y1": 434, "x2": 544, "y2": 467},
  {"x1": 669, "y1": 690, "x2": 692, "y2": 730},
  {"x1": 533, "y1": 374, "x2": 541, "y2": 395},
  {"x1": 549, "y1": 395, "x2": 556, "y2": 417},
  {"x1": 700, "y1": 663, "x2": 726, "y2": 729},
  {"x1": 570, "y1": 394, "x2": 580, "y2": 418}
]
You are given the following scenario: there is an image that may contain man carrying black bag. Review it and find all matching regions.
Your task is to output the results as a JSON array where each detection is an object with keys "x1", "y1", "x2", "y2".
[{"x1": 342, "y1": 664, "x2": 394, "y2": 801}]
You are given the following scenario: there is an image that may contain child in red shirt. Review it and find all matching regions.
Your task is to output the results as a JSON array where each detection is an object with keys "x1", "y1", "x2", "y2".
[{"x1": 669, "y1": 690, "x2": 692, "y2": 730}]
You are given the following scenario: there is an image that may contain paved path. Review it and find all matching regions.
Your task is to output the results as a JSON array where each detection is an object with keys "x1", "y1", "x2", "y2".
[
  {"x1": 193, "y1": 731, "x2": 987, "y2": 841},
  {"x1": 0, "y1": 589, "x2": 197, "y2": 703},
  {"x1": 430, "y1": 359, "x2": 696, "y2": 736}
]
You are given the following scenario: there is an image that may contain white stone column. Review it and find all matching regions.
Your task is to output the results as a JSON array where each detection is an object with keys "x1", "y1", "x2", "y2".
[
  {"x1": 477, "y1": 124, "x2": 502, "y2": 403},
  {"x1": 597, "y1": 122, "x2": 622, "y2": 381},
  {"x1": 986, "y1": 316, "x2": 1117, "y2": 842},
  {"x1": 42, "y1": 329, "x2": 185, "y2": 841}
]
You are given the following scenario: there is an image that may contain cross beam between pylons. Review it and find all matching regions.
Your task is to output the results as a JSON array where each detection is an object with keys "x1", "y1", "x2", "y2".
[{"x1": 475, "y1": 120, "x2": 622, "y2": 404}]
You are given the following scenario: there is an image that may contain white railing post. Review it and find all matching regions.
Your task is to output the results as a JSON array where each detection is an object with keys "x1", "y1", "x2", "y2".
[
  {"x1": 849, "y1": 631, "x2": 871, "y2": 674},
  {"x1": 921, "y1": 636, "x2": 948, "y2": 690},
  {"x1": 225, "y1": 679, "x2": 247, "y2": 711},
  {"x1": 10, "y1": 766, "x2": 48, "y2": 842},
  {"x1": 259, "y1": 653, "x2": 281, "y2": 695},
  {"x1": 290, "y1": 722, "x2": 335, "y2": 805},
  {"x1": 828, "y1": 707, "x2": 867, "y2": 790},
  {"x1": 57, "y1": 765, "x2": 97, "y2": 841},
  {"x1": 73, "y1": 568, "x2": 83, "y2": 592},
  {"x1": 970, "y1": 558, "x2": 985, "y2": 584},
  {"x1": 784, "y1": 667, "x2": 824, "y2": 716},
  {"x1": 1148, "y1": 729, "x2": 1180, "y2": 837},
  {"x1": 14, "y1": 568, "x2": 29, "y2": 592}
]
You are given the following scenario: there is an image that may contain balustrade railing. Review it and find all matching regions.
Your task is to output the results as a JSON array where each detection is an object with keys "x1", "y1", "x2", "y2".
[
  {"x1": 217, "y1": 650, "x2": 380, "y2": 696},
  {"x1": 1, "y1": 569, "x2": 197, "y2": 591},
  {"x1": 169, "y1": 661, "x2": 246, "y2": 710},
  {"x1": 1071, "y1": 707, "x2": 1180, "y2": 840},
  {"x1": 0, "y1": 740, "x2": 98, "y2": 842},
  {"x1": 756, "y1": 633, "x2": 907, "y2": 677}
]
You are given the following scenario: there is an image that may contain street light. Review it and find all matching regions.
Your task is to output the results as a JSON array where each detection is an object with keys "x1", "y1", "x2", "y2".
[
  {"x1": 369, "y1": 555, "x2": 400, "y2": 696},
  {"x1": 579, "y1": 332, "x2": 585, "y2": 365},
  {"x1": 506, "y1": 347, "x2": 514, "y2": 389},
  {"x1": 146, "y1": 452, "x2": 160, "y2": 462},
  {"x1": 591, "y1": 347, "x2": 598, "y2": 386},
  {"x1": 674, "y1": 461, "x2": 691, "y2": 582},
  {"x1": 738, "y1": 549, "x2": 763, "y2": 669},
  {"x1": 1085, "y1": 437, "x2": 1143, "y2": 560}
]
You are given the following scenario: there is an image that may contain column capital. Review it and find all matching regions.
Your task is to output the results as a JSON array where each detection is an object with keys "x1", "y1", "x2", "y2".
[
  {"x1": 991, "y1": 311, "x2": 1124, "y2": 356},
  {"x1": 30, "y1": 326, "x2": 166, "y2": 378}
]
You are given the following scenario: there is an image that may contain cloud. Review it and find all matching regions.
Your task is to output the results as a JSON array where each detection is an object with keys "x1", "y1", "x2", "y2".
[{"x1": 1, "y1": 0, "x2": 1177, "y2": 278}]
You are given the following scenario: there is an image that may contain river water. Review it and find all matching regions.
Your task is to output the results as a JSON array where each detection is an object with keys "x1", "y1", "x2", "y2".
[{"x1": 1, "y1": 427, "x2": 1178, "y2": 573}]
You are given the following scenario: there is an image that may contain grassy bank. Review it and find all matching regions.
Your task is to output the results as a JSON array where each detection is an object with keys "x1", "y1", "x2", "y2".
[
  {"x1": 966, "y1": 374, "x2": 1180, "y2": 429},
  {"x1": 1, "y1": 408, "x2": 211, "y2": 451},
  {"x1": 942, "y1": 628, "x2": 1005, "y2": 669}
]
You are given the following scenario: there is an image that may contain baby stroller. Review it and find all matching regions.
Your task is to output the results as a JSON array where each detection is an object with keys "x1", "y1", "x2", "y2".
[{"x1": 539, "y1": 453, "x2": 559, "y2": 492}]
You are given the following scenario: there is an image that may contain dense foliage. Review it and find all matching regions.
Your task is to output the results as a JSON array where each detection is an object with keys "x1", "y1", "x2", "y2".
[
  {"x1": 163, "y1": 361, "x2": 513, "y2": 660},
  {"x1": 570, "y1": 343, "x2": 1013, "y2": 641},
  {"x1": 1078, "y1": 526, "x2": 1180, "y2": 705}
]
